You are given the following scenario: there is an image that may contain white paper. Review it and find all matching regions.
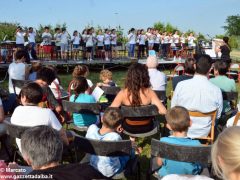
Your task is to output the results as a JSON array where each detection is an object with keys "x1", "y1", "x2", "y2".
[{"x1": 91, "y1": 86, "x2": 104, "y2": 101}]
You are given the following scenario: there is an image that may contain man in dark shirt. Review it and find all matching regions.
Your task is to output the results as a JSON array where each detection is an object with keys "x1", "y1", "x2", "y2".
[
  {"x1": 20, "y1": 126, "x2": 104, "y2": 180},
  {"x1": 172, "y1": 58, "x2": 196, "y2": 91}
]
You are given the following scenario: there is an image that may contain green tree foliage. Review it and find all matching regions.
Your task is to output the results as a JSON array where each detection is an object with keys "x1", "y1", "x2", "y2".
[
  {"x1": 0, "y1": 22, "x2": 19, "y2": 41},
  {"x1": 223, "y1": 15, "x2": 240, "y2": 36},
  {"x1": 153, "y1": 21, "x2": 179, "y2": 33}
]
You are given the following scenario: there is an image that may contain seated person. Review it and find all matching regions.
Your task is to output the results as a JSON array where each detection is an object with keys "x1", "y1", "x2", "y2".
[
  {"x1": 146, "y1": 56, "x2": 167, "y2": 91},
  {"x1": 20, "y1": 126, "x2": 104, "y2": 180},
  {"x1": 71, "y1": 65, "x2": 93, "y2": 89},
  {"x1": 172, "y1": 58, "x2": 195, "y2": 91},
  {"x1": 111, "y1": 63, "x2": 166, "y2": 134},
  {"x1": 35, "y1": 67, "x2": 64, "y2": 123},
  {"x1": 10, "y1": 82, "x2": 68, "y2": 151},
  {"x1": 70, "y1": 77, "x2": 97, "y2": 126},
  {"x1": 97, "y1": 69, "x2": 116, "y2": 87},
  {"x1": 86, "y1": 107, "x2": 132, "y2": 178},
  {"x1": 28, "y1": 61, "x2": 42, "y2": 81},
  {"x1": 8, "y1": 49, "x2": 30, "y2": 94},
  {"x1": 212, "y1": 126, "x2": 240, "y2": 180},
  {"x1": 210, "y1": 61, "x2": 236, "y2": 113},
  {"x1": 157, "y1": 106, "x2": 202, "y2": 177},
  {"x1": 0, "y1": 87, "x2": 18, "y2": 115}
]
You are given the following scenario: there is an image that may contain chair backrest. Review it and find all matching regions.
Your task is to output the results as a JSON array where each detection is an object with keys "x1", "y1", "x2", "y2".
[
  {"x1": 62, "y1": 100, "x2": 100, "y2": 115},
  {"x1": 174, "y1": 64, "x2": 185, "y2": 75},
  {"x1": 121, "y1": 105, "x2": 159, "y2": 118},
  {"x1": 101, "y1": 86, "x2": 121, "y2": 96},
  {"x1": 222, "y1": 91, "x2": 238, "y2": 101},
  {"x1": 188, "y1": 110, "x2": 217, "y2": 144},
  {"x1": 151, "y1": 139, "x2": 211, "y2": 166},
  {"x1": 229, "y1": 63, "x2": 240, "y2": 70},
  {"x1": 4, "y1": 120, "x2": 30, "y2": 139},
  {"x1": 73, "y1": 133, "x2": 132, "y2": 156},
  {"x1": 12, "y1": 79, "x2": 31, "y2": 95}
]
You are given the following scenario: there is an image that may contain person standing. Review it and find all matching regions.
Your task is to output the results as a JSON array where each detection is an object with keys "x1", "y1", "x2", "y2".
[
  {"x1": 41, "y1": 26, "x2": 52, "y2": 60},
  {"x1": 15, "y1": 26, "x2": 26, "y2": 49}
]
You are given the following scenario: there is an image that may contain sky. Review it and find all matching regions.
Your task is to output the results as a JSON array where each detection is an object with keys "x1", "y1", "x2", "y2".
[{"x1": 0, "y1": 0, "x2": 239, "y2": 37}]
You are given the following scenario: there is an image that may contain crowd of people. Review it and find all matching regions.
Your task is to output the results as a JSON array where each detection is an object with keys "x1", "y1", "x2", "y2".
[
  {"x1": 12, "y1": 26, "x2": 201, "y2": 61},
  {"x1": 0, "y1": 47, "x2": 239, "y2": 179}
]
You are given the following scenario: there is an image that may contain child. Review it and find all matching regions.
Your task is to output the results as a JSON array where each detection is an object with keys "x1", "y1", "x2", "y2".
[
  {"x1": 157, "y1": 106, "x2": 202, "y2": 177},
  {"x1": 60, "y1": 28, "x2": 70, "y2": 60},
  {"x1": 86, "y1": 28, "x2": 94, "y2": 61},
  {"x1": 71, "y1": 65, "x2": 93, "y2": 89},
  {"x1": 54, "y1": 28, "x2": 61, "y2": 59},
  {"x1": 69, "y1": 77, "x2": 97, "y2": 126},
  {"x1": 41, "y1": 26, "x2": 52, "y2": 60},
  {"x1": 81, "y1": 29, "x2": 87, "y2": 59},
  {"x1": 28, "y1": 61, "x2": 42, "y2": 81},
  {"x1": 111, "y1": 29, "x2": 118, "y2": 59},
  {"x1": 96, "y1": 29, "x2": 104, "y2": 59},
  {"x1": 86, "y1": 107, "x2": 131, "y2": 177},
  {"x1": 127, "y1": 28, "x2": 136, "y2": 59},
  {"x1": 72, "y1": 30, "x2": 81, "y2": 60},
  {"x1": 11, "y1": 82, "x2": 68, "y2": 151},
  {"x1": 104, "y1": 29, "x2": 111, "y2": 61},
  {"x1": 138, "y1": 29, "x2": 146, "y2": 59},
  {"x1": 97, "y1": 69, "x2": 116, "y2": 87},
  {"x1": 15, "y1": 26, "x2": 26, "y2": 49}
]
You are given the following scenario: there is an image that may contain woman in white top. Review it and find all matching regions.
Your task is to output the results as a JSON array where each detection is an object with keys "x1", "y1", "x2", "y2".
[
  {"x1": 86, "y1": 28, "x2": 94, "y2": 61},
  {"x1": 96, "y1": 29, "x2": 104, "y2": 59},
  {"x1": 81, "y1": 29, "x2": 88, "y2": 59},
  {"x1": 153, "y1": 29, "x2": 161, "y2": 57},
  {"x1": 8, "y1": 49, "x2": 29, "y2": 94},
  {"x1": 72, "y1": 30, "x2": 81, "y2": 60},
  {"x1": 16, "y1": 27, "x2": 26, "y2": 49},
  {"x1": 147, "y1": 28, "x2": 155, "y2": 50},
  {"x1": 137, "y1": 29, "x2": 146, "y2": 59},
  {"x1": 110, "y1": 29, "x2": 118, "y2": 59},
  {"x1": 188, "y1": 33, "x2": 196, "y2": 47},
  {"x1": 127, "y1": 28, "x2": 136, "y2": 58},
  {"x1": 104, "y1": 29, "x2": 111, "y2": 61}
]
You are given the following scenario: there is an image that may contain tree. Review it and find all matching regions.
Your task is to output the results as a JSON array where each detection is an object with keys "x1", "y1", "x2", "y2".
[
  {"x1": 223, "y1": 15, "x2": 240, "y2": 36},
  {"x1": 0, "y1": 22, "x2": 20, "y2": 41},
  {"x1": 153, "y1": 21, "x2": 165, "y2": 32}
]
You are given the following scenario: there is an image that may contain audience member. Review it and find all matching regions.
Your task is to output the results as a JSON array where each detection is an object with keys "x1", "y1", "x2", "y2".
[
  {"x1": 25, "y1": 43, "x2": 38, "y2": 61},
  {"x1": 70, "y1": 77, "x2": 97, "y2": 126},
  {"x1": 212, "y1": 126, "x2": 240, "y2": 180},
  {"x1": 111, "y1": 63, "x2": 166, "y2": 133},
  {"x1": 86, "y1": 107, "x2": 132, "y2": 178},
  {"x1": 210, "y1": 61, "x2": 236, "y2": 113},
  {"x1": 10, "y1": 82, "x2": 68, "y2": 151},
  {"x1": 28, "y1": 61, "x2": 42, "y2": 81},
  {"x1": 8, "y1": 49, "x2": 30, "y2": 94},
  {"x1": 172, "y1": 58, "x2": 196, "y2": 91},
  {"x1": 0, "y1": 98, "x2": 5, "y2": 136},
  {"x1": 71, "y1": 65, "x2": 93, "y2": 89},
  {"x1": 20, "y1": 126, "x2": 103, "y2": 180},
  {"x1": 171, "y1": 55, "x2": 223, "y2": 138},
  {"x1": 157, "y1": 106, "x2": 202, "y2": 177},
  {"x1": 97, "y1": 69, "x2": 116, "y2": 87},
  {"x1": 146, "y1": 56, "x2": 167, "y2": 91}
]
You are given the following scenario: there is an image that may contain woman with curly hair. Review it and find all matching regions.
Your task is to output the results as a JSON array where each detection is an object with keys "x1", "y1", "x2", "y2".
[{"x1": 111, "y1": 63, "x2": 166, "y2": 133}]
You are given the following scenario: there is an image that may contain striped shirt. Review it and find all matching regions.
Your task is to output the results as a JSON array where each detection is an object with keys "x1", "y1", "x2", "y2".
[{"x1": 171, "y1": 74, "x2": 223, "y2": 138}]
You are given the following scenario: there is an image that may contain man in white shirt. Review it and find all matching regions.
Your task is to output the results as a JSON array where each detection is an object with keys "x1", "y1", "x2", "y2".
[
  {"x1": 171, "y1": 55, "x2": 223, "y2": 138},
  {"x1": 16, "y1": 26, "x2": 26, "y2": 49}
]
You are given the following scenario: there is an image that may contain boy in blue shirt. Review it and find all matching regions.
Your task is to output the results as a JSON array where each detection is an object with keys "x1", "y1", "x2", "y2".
[
  {"x1": 157, "y1": 106, "x2": 202, "y2": 176},
  {"x1": 86, "y1": 107, "x2": 130, "y2": 178}
]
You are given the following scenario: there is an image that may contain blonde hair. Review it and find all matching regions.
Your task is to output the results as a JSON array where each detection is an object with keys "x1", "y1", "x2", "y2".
[
  {"x1": 212, "y1": 126, "x2": 240, "y2": 179},
  {"x1": 146, "y1": 56, "x2": 158, "y2": 68},
  {"x1": 100, "y1": 69, "x2": 112, "y2": 81}
]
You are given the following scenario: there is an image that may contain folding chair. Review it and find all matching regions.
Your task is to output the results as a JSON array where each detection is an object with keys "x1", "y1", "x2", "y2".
[
  {"x1": 148, "y1": 139, "x2": 212, "y2": 179},
  {"x1": 189, "y1": 110, "x2": 217, "y2": 144},
  {"x1": 3, "y1": 119, "x2": 31, "y2": 161},
  {"x1": 62, "y1": 100, "x2": 101, "y2": 132},
  {"x1": 121, "y1": 105, "x2": 160, "y2": 138},
  {"x1": 73, "y1": 133, "x2": 140, "y2": 180},
  {"x1": 233, "y1": 112, "x2": 240, "y2": 126},
  {"x1": 226, "y1": 63, "x2": 240, "y2": 81},
  {"x1": 11, "y1": 79, "x2": 31, "y2": 95},
  {"x1": 167, "y1": 64, "x2": 185, "y2": 80}
]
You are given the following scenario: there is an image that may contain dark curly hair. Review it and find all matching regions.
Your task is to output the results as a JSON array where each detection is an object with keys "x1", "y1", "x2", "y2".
[{"x1": 125, "y1": 63, "x2": 151, "y2": 106}]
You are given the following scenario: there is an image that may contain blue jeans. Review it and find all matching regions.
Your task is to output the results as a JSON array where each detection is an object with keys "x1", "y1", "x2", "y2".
[{"x1": 129, "y1": 44, "x2": 135, "y2": 58}]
